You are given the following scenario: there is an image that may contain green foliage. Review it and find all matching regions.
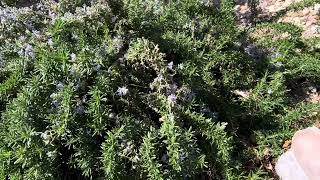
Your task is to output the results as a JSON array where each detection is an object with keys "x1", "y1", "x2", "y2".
[
  {"x1": 246, "y1": 72, "x2": 287, "y2": 115},
  {"x1": 286, "y1": 0, "x2": 320, "y2": 10},
  {"x1": 0, "y1": 0, "x2": 319, "y2": 179},
  {"x1": 251, "y1": 22, "x2": 320, "y2": 82},
  {"x1": 140, "y1": 128, "x2": 164, "y2": 180},
  {"x1": 102, "y1": 127, "x2": 126, "y2": 179}
]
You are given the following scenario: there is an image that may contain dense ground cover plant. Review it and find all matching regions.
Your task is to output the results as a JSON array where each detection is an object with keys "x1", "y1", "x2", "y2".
[{"x1": 0, "y1": 0, "x2": 319, "y2": 179}]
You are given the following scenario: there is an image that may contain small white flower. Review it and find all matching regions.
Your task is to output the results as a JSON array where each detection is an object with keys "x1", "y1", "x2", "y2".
[
  {"x1": 70, "y1": 53, "x2": 77, "y2": 62},
  {"x1": 134, "y1": 120, "x2": 140, "y2": 124},
  {"x1": 154, "y1": 74, "x2": 164, "y2": 83},
  {"x1": 167, "y1": 61, "x2": 174, "y2": 70},
  {"x1": 48, "y1": 38, "x2": 53, "y2": 46},
  {"x1": 50, "y1": 93, "x2": 58, "y2": 99},
  {"x1": 113, "y1": 36, "x2": 123, "y2": 51},
  {"x1": 41, "y1": 132, "x2": 48, "y2": 140},
  {"x1": 82, "y1": 95, "x2": 88, "y2": 103},
  {"x1": 122, "y1": 141, "x2": 133, "y2": 154},
  {"x1": 41, "y1": 131, "x2": 51, "y2": 145},
  {"x1": 308, "y1": 86, "x2": 317, "y2": 93},
  {"x1": 116, "y1": 86, "x2": 129, "y2": 96},
  {"x1": 275, "y1": 62, "x2": 283, "y2": 67},
  {"x1": 220, "y1": 122, "x2": 228, "y2": 130},
  {"x1": 32, "y1": 30, "x2": 41, "y2": 39},
  {"x1": 177, "y1": 63, "x2": 184, "y2": 70},
  {"x1": 46, "y1": 151, "x2": 55, "y2": 158},
  {"x1": 62, "y1": 12, "x2": 73, "y2": 21},
  {"x1": 132, "y1": 155, "x2": 140, "y2": 162},
  {"x1": 72, "y1": 33, "x2": 79, "y2": 40},
  {"x1": 267, "y1": 89, "x2": 273, "y2": 94},
  {"x1": 108, "y1": 113, "x2": 116, "y2": 119}
]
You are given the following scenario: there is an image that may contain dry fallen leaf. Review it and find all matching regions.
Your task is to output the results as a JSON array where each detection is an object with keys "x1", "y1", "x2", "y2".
[
  {"x1": 282, "y1": 140, "x2": 292, "y2": 151},
  {"x1": 264, "y1": 148, "x2": 271, "y2": 156},
  {"x1": 314, "y1": 121, "x2": 320, "y2": 129},
  {"x1": 265, "y1": 162, "x2": 273, "y2": 171},
  {"x1": 233, "y1": 90, "x2": 251, "y2": 99}
]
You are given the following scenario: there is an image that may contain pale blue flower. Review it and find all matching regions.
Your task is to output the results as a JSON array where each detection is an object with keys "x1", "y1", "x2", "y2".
[
  {"x1": 75, "y1": 105, "x2": 85, "y2": 115},
  {"x1": 169, "y1": 83, "x2": 178, "y2": 93},
  {"x1": 168, "y1": 94, "x2": 177, "y2": 104},
  {"x1": 111, "y1": 16, "x2": 117, "y2": 23},
  {"x1": 270, "y1": 52, "x2": 282, "y2": 59},
  {"x1": 117, "y1": 86, "x2": 129, "y2": 96},
  {"x1": 150, "y1": 74, "x2": 164, "y2": 90},
  {"x1": 48, "y1": 11, "x2": 57, "y2": 24},
  {"x1": 93, "y1": 64, "x2": 101, "y2": 72},
  {"x1": 201, "y1": 107, "x2": 218, "y2": 119},
  {"x1": 19, "y1": 36, "x2": 26, "y2": 41},
  {"x1": 52, "y1": 100, "x2": 59, "y2": 108},
  {"x1": 18, "y1": 49, "x2": 24, "y2": 56},
  {"x1": 25, "y1": 44, "x2": 35, "y2": 59},
  {"x1": 48, "y1": 38, "x2": 53, "y2": 46},
  {"x1": 185, "y1": 91, "x2": 195, "y2": 102},
  {"x1": 180, "y1": 152, "x2": 186, "y2": 161},
  {"x1": 161, "y1": 153, "x2": 169, "y2": 163},
  {"x1": 244, "y1": 44, "x2": 260, "y2": 58},
  {"x1": 56, "y1": 82, "x2": 64, "y2": 90},
  {"x1": 154, "y1": 74, "x2": 164, "y2": 82}
]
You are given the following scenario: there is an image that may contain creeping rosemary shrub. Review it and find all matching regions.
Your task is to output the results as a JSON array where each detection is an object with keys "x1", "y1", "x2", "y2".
[{"x1": 0, "y1": 0, "x2": 319, "y2": 179}]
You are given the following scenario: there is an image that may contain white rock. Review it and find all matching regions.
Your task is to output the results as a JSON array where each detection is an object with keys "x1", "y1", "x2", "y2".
[{"x1": 314, "y1": 4, "x2": 320, "y2": 14}]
